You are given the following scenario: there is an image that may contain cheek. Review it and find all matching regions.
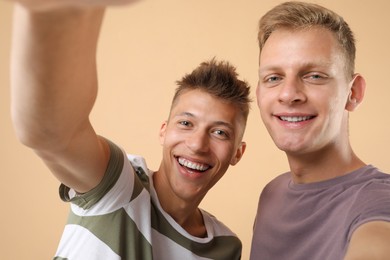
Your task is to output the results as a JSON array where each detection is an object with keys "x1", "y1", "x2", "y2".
[
  {"x1": 256, "y1": 95, "x2": 271, "y2": 121},
  {"x1": 256, "y1": 87, "x2": 275, "y2": 109},
  {"x1": 322, "y1": 91, "x2": 347, "y2": 114},
  {"x1": 218, "y1": 144, "x2": 238, "y2": 165}
]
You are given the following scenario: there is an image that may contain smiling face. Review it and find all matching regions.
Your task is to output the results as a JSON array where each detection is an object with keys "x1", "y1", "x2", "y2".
[
  {"x1": 257, "y1": 27, "x2": 355, "y2": 157},
  {"x1": 157, "y1": 88, "x2": 246, "y2": 203}
]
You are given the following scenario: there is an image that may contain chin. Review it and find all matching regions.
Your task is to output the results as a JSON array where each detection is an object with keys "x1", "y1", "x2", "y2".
[{"x1": 276, "y1": 143, "x2": 305, "y2": 154}]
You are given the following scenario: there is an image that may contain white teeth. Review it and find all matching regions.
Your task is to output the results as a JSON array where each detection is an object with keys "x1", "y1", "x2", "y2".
[
  {"x1": 178, "y1": 157, "x2": 209, "y2": 172},
  {"x1": 280, "y1": 116, "x2": 312, "y2": 122}
]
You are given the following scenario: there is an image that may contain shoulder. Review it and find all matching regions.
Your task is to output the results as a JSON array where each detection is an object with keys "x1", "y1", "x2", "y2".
[
  {"x1": 262, "y1": 171, "x2": 291, "y2": 193},
  {"x1": 352, "y1": 166, "x2": 390, "y2": 203},
  {"x1": 359, "y1": 165, "x2": 390, "y2": 184},
  {"x1": 200, "y1": 209, "x2": 239, "y2": 238},
  {"x1": 268, "y1": 171, "x2": 290, "y2": 186},
  {"x1": 346, "y1": 166, "x2": 390, "y2": 246},
  {"x1": 127, "y1": 154, "x2": 149, "y2": 170}
]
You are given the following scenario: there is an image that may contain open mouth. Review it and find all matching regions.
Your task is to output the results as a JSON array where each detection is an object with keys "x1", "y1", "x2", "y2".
[
  {"x1": 279, "y1": 116, "x2": 315, "y2": 122},
  {"x1": 177, "y1": 157, "x2": 211, "y2": 172}
]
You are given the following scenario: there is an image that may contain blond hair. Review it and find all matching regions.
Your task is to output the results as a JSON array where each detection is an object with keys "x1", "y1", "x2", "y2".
[{"x1": 258, "y1": 1, "x2": 356, "y2": 78}]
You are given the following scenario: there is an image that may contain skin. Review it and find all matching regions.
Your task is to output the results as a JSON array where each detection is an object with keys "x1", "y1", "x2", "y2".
[
  {"x1": 257, "y1": 26, "x2": 390, "y2": 259},
  {"x1": 257, "y1": 27, "x2": 365, "y2": 183},
  {"x1": 6, "y1": 0, "x2": 136, "y2": 11},
  {"x1": 155, "y1": 89, "x2": 246, "y2": 235},
  {"x1": 11, "y1": 6, "x2": 109, "y2": 193},
  {"x1": 9, "y1": 2, "x2": 246, "y2": 238},
  {"x1": 344, "y1": 221, "x2": 390, "y2": 260}
]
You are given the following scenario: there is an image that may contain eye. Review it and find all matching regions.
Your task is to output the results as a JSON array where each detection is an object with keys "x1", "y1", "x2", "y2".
[
  {"x1": 304, "y1": 72, "x2": 329, "y2": 84},
  {"x1": 309, "y1": 74, "x2": 323, "y2": 79},
  {"x1": 266, "y1": 75, "x2": 281, "y2": 82},
  {"x1": 267, "y1": 76, "x2": 280, "y2": 82},
  {"x1": 178, "y1": 120, "x2": 192, "y2": 128},
  {"x1": 212, "y1": 129, "x2": 230, "y2": 140},
  {"x1": 261, "y1": 74, "x2": 282, "y2": 87}
]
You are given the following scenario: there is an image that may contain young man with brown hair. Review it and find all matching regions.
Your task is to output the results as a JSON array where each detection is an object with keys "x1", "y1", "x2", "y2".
[{"x1": 9, "y1": 1, "x2": 251, "y2": 259}]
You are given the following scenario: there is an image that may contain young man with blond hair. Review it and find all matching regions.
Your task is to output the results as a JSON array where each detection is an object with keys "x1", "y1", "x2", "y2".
[{"x1": 251, "y1": 2, "x2": 390, "y2": 259}]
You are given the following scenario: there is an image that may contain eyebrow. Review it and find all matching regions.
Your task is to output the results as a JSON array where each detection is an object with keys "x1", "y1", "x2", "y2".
[
  {"x1": 176, "y1": 112, "x2": 195, "y2": 118},
  {"x1": 214, "y1": 121, "x2": 235, "y2": 132},
  {"x1": 259, "y1": 61, "x2": 333, "y2": 74}
]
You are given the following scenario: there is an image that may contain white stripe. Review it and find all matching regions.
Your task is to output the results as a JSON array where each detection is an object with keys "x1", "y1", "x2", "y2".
[
  {"x1": 124, "y1": 188, "x2": 153, "y2": 243},
  {"x1": 55, "y1": 224, "x2": 120, "y2": 260},
  {"x1": 151, "y1": 229, "x2": 212, "y2": 260},
  {"x1": 71, "y1": 156, "x2": 134, "y2": 216}
]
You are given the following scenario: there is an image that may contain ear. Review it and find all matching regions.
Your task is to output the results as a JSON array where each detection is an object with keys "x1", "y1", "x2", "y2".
[
  {"x1": 346, "y1": 74, "x2": 366, "y2": 112},
  {"x1": 159, "y1": 121, "x2": 168, "y2": 145},
  {"x1": 230, "y1": 142, "x2": 247, "y2": 166}
]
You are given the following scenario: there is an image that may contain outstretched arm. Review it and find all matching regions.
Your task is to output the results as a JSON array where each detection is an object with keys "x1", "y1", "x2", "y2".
[
  {"x1": 10, "y1": 2, "x2": 130, "y2": 193},
  {"x1": 344, "y1": 221, "x2": 390, "y2": 260}
]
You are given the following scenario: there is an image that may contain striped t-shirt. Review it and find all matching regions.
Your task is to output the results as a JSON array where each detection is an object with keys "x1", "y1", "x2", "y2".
[{"x1": 54, "y1": 140, "x2": 241, "y2": 260}]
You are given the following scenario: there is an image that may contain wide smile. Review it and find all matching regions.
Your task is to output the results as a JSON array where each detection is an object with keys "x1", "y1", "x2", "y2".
[
  {"x1": 177, "y1": 157, "x2": 211, "y2": 173},
  {"x1": 279, "y1": 115, "x2": 315, "y2": 123}
]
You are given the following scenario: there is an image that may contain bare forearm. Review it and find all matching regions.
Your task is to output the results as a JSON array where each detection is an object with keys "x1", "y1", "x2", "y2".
[{"x1": 11, "y1": 4, "x2": 105, "y2": 151}]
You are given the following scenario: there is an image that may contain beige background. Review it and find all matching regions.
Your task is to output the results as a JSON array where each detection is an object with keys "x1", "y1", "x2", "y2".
[{"x1": 1, "y1": 0, "x2": 390, "y2": 259}]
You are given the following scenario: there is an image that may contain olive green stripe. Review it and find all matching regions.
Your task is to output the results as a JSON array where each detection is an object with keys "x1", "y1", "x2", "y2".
[
  {"x1": 150, "y1": 203, "x2": 241, "y2": 259},
  {"x1": 68, "y1": 209, "x2": 153, "y2": 260},
  {"x1": 59, "y1": 138, "x2": 124, "y2": 210}
]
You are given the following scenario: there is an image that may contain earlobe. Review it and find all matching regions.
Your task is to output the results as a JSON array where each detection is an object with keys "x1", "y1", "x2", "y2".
[
  {"x1": 346, "y1": 74, "x2": 366, "y2": 111},
  {"x1": 159, "y1": 121, "x2": 168, "y2": 145},
  {"x1": 230, "y1": 142, "x2": 247, "y2": 166}
]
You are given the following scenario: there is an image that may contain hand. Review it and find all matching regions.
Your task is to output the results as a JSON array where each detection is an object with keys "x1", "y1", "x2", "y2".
[{"x1": 6, "y1": 0, "x2": 140, "y2": 11}]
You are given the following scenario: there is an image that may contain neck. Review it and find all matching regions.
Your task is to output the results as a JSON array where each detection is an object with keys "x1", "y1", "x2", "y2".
[
  {"x1": 152, "y1": 171, "x2": 207, "y2": 237},
  {"x1": 286, "y1": 143, "x2": 366, "y2": 184}
]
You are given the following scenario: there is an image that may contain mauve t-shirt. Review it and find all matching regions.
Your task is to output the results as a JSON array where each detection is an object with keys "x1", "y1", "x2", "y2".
[{"x1": 250, "y1": 165, "x2": 390, "y2": 260}]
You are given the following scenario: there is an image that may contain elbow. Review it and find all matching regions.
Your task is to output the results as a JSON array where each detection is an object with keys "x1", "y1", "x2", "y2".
[
  {"x1": 11, "y1": 114, "x2": 68, "y2": 152},
  {"x1": 13, "y1": 124, "x2": 63, "y2": 152}
]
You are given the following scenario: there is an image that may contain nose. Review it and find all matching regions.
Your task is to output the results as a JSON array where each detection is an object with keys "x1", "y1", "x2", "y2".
[
  {"x1": 186, "y1": 130, "x2": 210, "y2": 154},
  {"x1": 278, "y1": 78, "x2": 306, "y2": 105}
]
